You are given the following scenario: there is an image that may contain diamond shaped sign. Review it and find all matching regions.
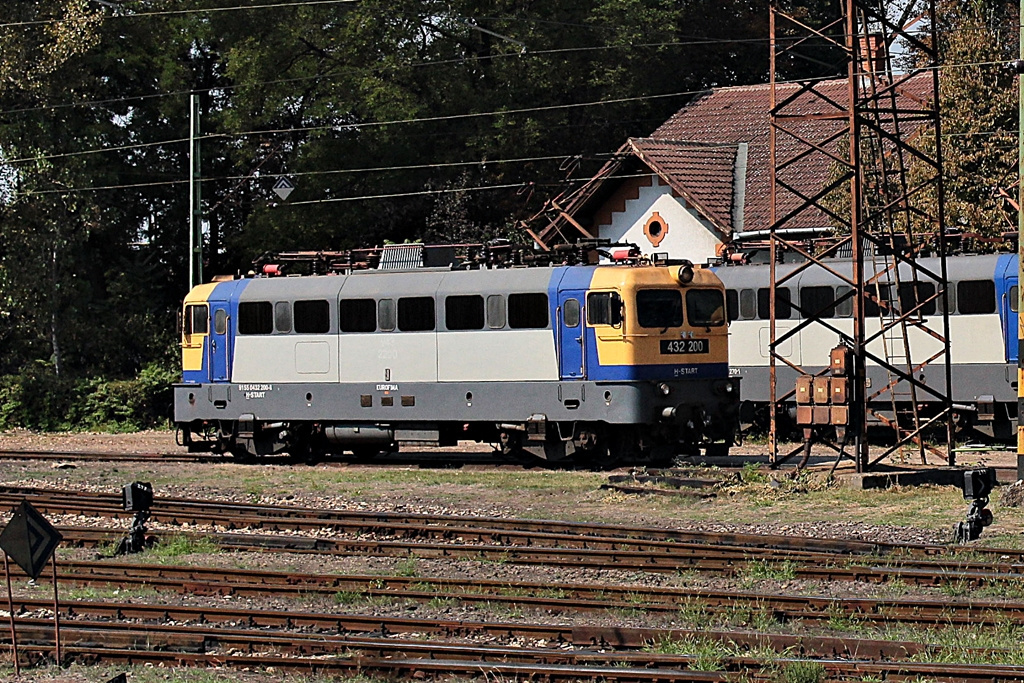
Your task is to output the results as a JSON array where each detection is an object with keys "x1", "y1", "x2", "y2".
[
  {"x1": 0, "y1": 501, "x2": 63, "y2": 580},
  {"x1": 273, "y1": 176, "x2": 295, "y2": 200}
]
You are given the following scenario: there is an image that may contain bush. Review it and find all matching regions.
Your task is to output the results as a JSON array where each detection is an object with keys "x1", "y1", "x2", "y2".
[{"x1": 0, "y1": 361, "x2": 178, "y2": 432}]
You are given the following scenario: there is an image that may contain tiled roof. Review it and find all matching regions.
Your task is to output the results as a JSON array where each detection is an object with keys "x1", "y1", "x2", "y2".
[
  {"x1": 654, "y1": 74, "x2": 933, "y2": 232},
  {"x1": 628, "y1": 138, "x2": 738, "y2": 232},
  {"x1": 539, "y1": 73, "x2": 934, "y2": 243}
]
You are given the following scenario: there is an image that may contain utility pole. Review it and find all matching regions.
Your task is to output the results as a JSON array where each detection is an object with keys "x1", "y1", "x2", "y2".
[
  {"x1": 1017, "y1": 0, "x2": 1024, "y2": 479},
  {"x1": 188, "y1": 92, "x2": 203, "y2": 288}
]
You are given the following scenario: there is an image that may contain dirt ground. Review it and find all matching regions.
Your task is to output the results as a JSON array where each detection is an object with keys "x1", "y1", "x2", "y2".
[{"x1": 0, "y1": 428, "x2": 1022, "y2": 683}]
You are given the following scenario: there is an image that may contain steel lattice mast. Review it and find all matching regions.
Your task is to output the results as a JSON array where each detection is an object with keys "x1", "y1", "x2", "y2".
[{"x1": 768, "y1": 0, "x2": 953, "y2": 471}]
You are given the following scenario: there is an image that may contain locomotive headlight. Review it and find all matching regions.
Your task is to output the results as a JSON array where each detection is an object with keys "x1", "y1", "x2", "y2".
[
  {"x1": 713, "y1": 379, "x2": 736, "y2": 396},
  {"x1": 676, "y1": 262, "x2": 695, "y2": 285},
  {"x1": 658, "y1": 382, "x2": 671, "y2": 396}
]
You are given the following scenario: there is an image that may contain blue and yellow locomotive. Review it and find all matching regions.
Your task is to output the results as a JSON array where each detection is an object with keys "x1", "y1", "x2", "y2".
[{"x1": 173, "y1": 244, "x2": 739, "y2": 464}]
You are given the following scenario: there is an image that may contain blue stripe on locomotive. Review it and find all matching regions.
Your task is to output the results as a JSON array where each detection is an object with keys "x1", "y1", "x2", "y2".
[
  {"x1": 182, "y1": 278, "x2": 250, "y2": 384},
  {"x1": 996, "y1": 253, "x2": 1018, "y2": 364}
]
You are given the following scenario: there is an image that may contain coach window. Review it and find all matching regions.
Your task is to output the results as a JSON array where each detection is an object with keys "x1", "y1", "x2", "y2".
[
  {"x1": 637, "y1": 290, "x2": 683, "y2": 328},
  {"x1": 898, "y1": 282, "x2": 936, "y2": 316},
  {"x1": 377, "y1": 299, "x2": 396, "y2": 331},
  {"x1": 563, "y1": 298, "x2": 581, "y2": 327},
  {"x1": 340, "y1": 299, "x2": 377, "y2": 332},
  {"x1": 184, "y1": 304, "x2": 208, "y2": 336},
  {"x1": 739, "y1": 289, "x2": 756, "y2": 320},
  {"x1": 801, "y1": 286, "x2": 835, "y2": 319},
  {"x1": 238, "y1": 301, "x2": 273, "y2": 334},
  {"x1": 486, "y1": 294, "x2": 506, "y2": 329},
  {"x1": 864, "y1": 284, "x2": 890, "y2": 317},
  {"x1": 398, "y1": 296, "x2": 435, "y2": 331},
  {"x1": 587, "y1": 291, "x2": 621, "y2": 326},
  {"x1": 686, "y1": 289, "x2": 725, "y2": 327},
  {"x1": 756, "y1": 287, "x2": 791, "y2": 320},
  {"x1": 957, "y1": 280, "x2": 996, "y2": 314},
  {"x1": 446, "y1": 295, "x2": 485, "y2": 330},
  {"x1": 274, "y1": 302, "x2": 292, "y2": 333},
  {"x1": 214, "y1": 309, "x2": 227, "y2": 335},
  {"x1": 835, "y1": 286, "x2": 853, "y2": 317},
  {"x1": 726, "y1": 290, "x2": 739, "y2": 322},
  {"x1": 294, "y1": 300, "x2": 330, "y2": 334},
  {"x1": 508, "y1": 293, "x2": 549, "y2": 328}
]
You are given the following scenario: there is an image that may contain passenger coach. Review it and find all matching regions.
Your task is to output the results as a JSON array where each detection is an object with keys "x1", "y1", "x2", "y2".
[
  {"x1": 174, "y1": 246, "x2": 739, "y2": 464},
  {"x1": 714, "y1": 253, "x2": 1018, "y2": 439}
]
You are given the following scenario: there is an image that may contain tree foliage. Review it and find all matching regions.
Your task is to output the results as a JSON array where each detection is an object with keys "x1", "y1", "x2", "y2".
[{"x1": 0, "y1": 0, "x2": 1015, "y2": 427}]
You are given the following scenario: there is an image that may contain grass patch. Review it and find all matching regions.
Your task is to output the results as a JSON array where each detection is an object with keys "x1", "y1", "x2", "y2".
[
  {"x1": 739, "y1": 558, "x2": 797, "y2": 584},
  {"x1": 150, "y1": 534, "x2": 219, "y2": 558},
  {"x1": 772, "y1": 661, "x2": 826, "y2": 683}
]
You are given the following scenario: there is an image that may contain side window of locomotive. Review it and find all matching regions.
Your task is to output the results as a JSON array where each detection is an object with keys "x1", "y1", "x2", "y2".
[
  {"x1": 957, "y1": 280, "x2": 996, "y2": 314},
  {"x1": 238, "y1": 301, "x2": 273, "y2": 335},
  {"x1": 378, "y1": 299, "x2": 396, "y2": 331},
  {"x1": 687, "y1": 289, "x2": 725, "y2": 327},
  {"x1": 897, "y1": 282, "x2": 936, "y2": 316},
  {"x1": 637, "y1": 289, "x2": 683, "y2": 328},
  {"x1": 586, "y1": 291, "x2": 621, "y2": 326},
  {"x1": 739, "y1": 289, "x2": 756, "y2": 320},
  {"x1": 508, "y1": 293, "x2": 549, "y2": 329},
  {"x1": 486, "y1": 294, "x2": 506, "y2": 329},
  {"x1": 726, "y1": 290, "x2": 739, "y2": 322},
  {"x1": 275, "y1": 302, "x2": 292, "y2": 333},
  {"x1": 800, "y1": 286, "x2": 835, "y2": 318},
  {"x1": 756, "y1": 287, "x2": 791, "y2": 319},
  {"x1": 864, "y1": 284, "x2": 892, "y2": 317},
  {"x1": 340, "y1": 299, "x2": 377, "y2": 332},
  {"x1": 398, "y1": 296, "x2": 435, "y2": 331},
  {"x1": 563, "y1": 298, "x2": 581, "y2": 327},
  {"x1": 294, "y1": 299, "x2": 330, "y2": 334},
  {"x1": 185, "y1": 304, "x2": 208, "y2": 336},
  {"x1": 1012, "y1": 285, "x2": 1019, "y2": 313},
  {"x1": 446, "y1": 295, "x2": 484, "y2": 330},
  {"x1": 835, "y1": 286, "x2": 853, "y2": 317},
  {"x1": 214, "y1": 308, "x2": 227, "y2": 335}
]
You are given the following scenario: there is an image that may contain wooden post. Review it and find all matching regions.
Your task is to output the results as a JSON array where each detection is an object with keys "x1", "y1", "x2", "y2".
[
  {"x1": 4, "y1": 554, "x2": 19, "y2": 677},
  {"x1": 51, "y1": 558, "x2": 60, "y2": 666}
]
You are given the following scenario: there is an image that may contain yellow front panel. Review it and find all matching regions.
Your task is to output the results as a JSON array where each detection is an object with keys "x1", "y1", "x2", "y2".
[
  {"x1": 181, "y1": 283, "x2": 217, "y2": 373},
  {"x1": 589, "y1": 267, "x2": 729, "y2": 369}
]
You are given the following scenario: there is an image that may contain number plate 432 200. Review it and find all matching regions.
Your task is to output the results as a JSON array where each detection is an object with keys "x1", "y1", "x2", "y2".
[{"x1": 660, "y1": 339, "x2": 709, "y2": 354}]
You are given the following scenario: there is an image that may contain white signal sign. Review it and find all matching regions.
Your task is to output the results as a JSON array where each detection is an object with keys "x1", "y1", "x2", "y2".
[{"x1": 273, "y1": 176, "x2": 295, "y2": 200}]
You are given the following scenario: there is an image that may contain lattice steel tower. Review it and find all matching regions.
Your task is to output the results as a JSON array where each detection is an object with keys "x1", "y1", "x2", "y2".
[{"x1": 768, "y1": 0, "x2": 953, "y2": 471}]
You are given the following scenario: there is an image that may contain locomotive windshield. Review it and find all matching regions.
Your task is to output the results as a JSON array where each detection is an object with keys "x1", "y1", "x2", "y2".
[
  {"x1": 636, "y1": 289, "x2": 683, "y2": 328},
  {"x1": 686, "y1": 289, "x2": 726, "y2": 327}
]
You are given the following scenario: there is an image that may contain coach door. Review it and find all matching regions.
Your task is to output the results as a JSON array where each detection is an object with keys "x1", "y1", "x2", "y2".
[
  {"x1": 1002, "y1": 278, "x2": 1018, "y2": 364},
  {"x1": 558, "y1": 291, "x2": 585, "y2": 379},
  {"x1": 209, "y1": 302, "x2": 231, "y2": 382}
]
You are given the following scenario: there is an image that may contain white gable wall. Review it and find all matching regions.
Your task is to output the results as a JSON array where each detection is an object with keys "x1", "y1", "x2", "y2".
[{"x1": 596, "y1": 177, "x2": 725, "y2": 264}]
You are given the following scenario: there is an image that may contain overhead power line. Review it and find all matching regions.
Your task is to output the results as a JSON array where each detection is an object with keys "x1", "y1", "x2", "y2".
[{"x1": 0, "y1": 0, "x2": 360, "y2": 28}]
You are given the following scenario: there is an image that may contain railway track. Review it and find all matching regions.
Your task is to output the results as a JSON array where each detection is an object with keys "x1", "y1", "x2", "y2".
[
  {"x1": 6, "y1": 599, "x2": 1024, "y2": 682},
  {"x1": 5, "y1": 486, "x2": 1024, "y2": 589},
  {"x1": 22, "y1": 558, "x2": 1024, "y2": 627}
]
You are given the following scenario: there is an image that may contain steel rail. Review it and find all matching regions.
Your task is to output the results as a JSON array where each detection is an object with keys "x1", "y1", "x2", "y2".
[
  {"x1": 0, "y1": 485, "x2": 1005, "y2": 561},
  {"x1": 20, "y1": 560, "x2": 1024, "y2": 627},
  {"x1": 9, "y1": 616, "x2": 1024, "y2": 682},
  {"x1": 51, "y1": 524, "x2": 1024, "y2": 590}
]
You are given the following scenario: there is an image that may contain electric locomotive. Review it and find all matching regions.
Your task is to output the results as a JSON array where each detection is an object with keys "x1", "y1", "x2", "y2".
[{"x1": 174, "y1": 243, "x2": 739, "y2": 464}]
